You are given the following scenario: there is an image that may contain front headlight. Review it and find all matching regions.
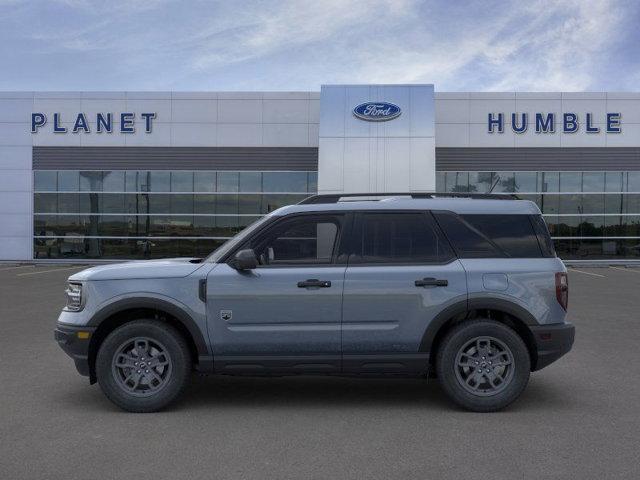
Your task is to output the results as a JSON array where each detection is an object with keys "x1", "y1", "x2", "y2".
[{"x1": 65, "y1": 282, "x2": 83, "y2": 311}]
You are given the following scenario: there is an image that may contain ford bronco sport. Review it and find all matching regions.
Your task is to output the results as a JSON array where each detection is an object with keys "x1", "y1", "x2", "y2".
[{"x1": 55, "y1": 193, "x2": 574, "y2": 412}]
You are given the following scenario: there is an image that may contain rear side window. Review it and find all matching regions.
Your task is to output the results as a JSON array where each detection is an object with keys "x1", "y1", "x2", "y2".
[
  {"x1": 351, "y1": 212, "x2": 454, "y2": 264},
  {"x1": 434, "y1": 212, "x2": 545, "y2": 258}
]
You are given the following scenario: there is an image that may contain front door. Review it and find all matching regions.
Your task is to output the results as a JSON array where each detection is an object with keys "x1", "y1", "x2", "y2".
[
  {"x1": 207, "y1": 213, "x2": 348, "y2": 374},
  {"x1": 341, "y1": 211, "x2": 468, "y2": 374}
]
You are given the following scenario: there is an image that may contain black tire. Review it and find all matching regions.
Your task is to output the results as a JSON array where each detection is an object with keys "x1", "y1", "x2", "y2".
[
  {"x1": 436, "y1": 319, "x2": 530, "y2": 412},
  {"x1": 96, "y1": 320, "x2": 191, "y2": 413}
]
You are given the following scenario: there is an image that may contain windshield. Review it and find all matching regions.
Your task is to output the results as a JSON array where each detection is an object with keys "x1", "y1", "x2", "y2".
[{"x1": 204, "y1": 215, "x2": 273, "y2": 263}]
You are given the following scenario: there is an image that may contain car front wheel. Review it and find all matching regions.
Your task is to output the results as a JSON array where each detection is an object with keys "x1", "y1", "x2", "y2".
[
  {"x1": 436, "y1": 319, "x2": 531, "y2": 412},
  {"x1": 96, "y1": 320, "x2": 191, "y2": 412}
]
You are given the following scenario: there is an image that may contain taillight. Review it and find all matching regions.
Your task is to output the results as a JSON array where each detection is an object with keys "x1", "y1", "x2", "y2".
[{"x1": 555, "y1": 272, "x2": 568, "y2": 310}]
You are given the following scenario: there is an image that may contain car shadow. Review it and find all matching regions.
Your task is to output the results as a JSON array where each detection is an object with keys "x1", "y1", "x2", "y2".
[
  {"x1": 182, "y1": 375, "x2": 449, "y2": 410},
  {"x1": 178, "y1": 374, "x2": 577, "y2": 413},
  {"x1": 52, "y1": 373, "x2": 578, "y2": 414}
]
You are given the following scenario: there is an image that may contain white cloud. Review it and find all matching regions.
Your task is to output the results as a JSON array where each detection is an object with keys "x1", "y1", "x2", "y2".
[
  {"x1": 0, "y1": 0, "x2": 635, "y2": 91},
  {"x1": 306, "y1": 0, "x2": 627, "y2": 91},
  {"x1": 180, "y1": 0, "x2": 630, "y2": 91},
  {"x1": 190, "y1": 0, "x2": 415, "y2": 70},
  {"x1": 483, "y1": 0, "x2": 625, "y2": 91}
]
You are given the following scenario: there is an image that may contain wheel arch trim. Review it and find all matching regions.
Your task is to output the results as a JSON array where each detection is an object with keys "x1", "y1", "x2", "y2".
[
  {"x1": 88, "y1": 296, "x2": 210, "y2": 357},
  {"x1": 419, "y1": 297, "x2": 538, "y2": 353}
]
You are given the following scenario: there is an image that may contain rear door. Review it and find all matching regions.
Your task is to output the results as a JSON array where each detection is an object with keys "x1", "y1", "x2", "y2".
[{"x1": 341, "y1": 211, "x2": 467, "y2": 374}]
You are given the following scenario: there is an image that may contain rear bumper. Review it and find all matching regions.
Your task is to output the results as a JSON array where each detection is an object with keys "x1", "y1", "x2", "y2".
[
  {"x1": 54, "y1": 324, "x2": 96, "y2": 377},
  {"x1": 530, "y1": 322, "x2": 575, "y2": 371}
]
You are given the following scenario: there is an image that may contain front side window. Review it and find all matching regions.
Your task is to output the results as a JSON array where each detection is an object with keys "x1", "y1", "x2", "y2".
[
  {"x1": 249, "y1": 215, "x2": 342, "y2": 266},
  {"x1": 352, "y1": 212, "x2": 454, "y2": 264}
]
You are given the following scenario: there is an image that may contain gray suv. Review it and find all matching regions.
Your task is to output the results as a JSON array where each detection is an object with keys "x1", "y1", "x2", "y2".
[{"x1": 55, "y1": 193, "x2": 574, "y2": 412}]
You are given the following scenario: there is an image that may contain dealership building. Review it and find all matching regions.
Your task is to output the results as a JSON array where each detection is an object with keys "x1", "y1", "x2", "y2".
[{"x1": 1, "y1": 84, "x2": 640, "y2": 262}]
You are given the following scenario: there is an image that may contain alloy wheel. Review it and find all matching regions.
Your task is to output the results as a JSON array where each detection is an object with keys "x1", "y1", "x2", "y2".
[
  {"x1": 111, "y1": 337, "x2": 173, "y2": 397},
  {"x1": 454, "y1": 336, "x2": 515, "y2": 397}
]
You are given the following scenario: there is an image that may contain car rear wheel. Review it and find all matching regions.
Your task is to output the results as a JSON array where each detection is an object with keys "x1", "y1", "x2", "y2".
[
  {"x1": 436, "y1": 319, "x2": 530, "y2": 412},
  {"x1": 96, "y1": 320, "x2": 191, "y2": 412}
]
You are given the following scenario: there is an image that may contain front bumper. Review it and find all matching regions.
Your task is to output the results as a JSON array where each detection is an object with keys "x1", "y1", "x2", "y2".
[
  {"x1": 54, "y1": 324, "x2": 96, "y2": 377},
  {"x1": 530, "y1": 322, "x2": 575, "y2": 371}
]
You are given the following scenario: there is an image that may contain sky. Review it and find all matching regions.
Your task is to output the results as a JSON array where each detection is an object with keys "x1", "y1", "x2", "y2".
[{"x1": 0, "y1": 0, "x2": 638, "y2": 92}]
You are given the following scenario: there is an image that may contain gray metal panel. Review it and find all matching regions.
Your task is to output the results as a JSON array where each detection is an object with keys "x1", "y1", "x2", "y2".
[
  {"x1": 33, "y1": 147, "x2": 318, "y2": 171},
  {"x1": 436, "y1": 147, "x2": 640, "y2": 171}
]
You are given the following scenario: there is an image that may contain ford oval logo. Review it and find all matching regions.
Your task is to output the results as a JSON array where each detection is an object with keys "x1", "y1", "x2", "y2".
[{"x1": 353, "y1": 102, "x2": 402, "y2": 122}]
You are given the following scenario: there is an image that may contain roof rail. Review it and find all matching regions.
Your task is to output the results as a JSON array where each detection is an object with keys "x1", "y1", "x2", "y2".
[{"x1": 298, "y1": 192, "x2": 519, "y2": 204}]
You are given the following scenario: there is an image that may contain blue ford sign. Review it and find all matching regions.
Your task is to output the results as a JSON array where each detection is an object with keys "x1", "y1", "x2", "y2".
[{"x1": 353, "y1": 102, "x2": 401, "y2": 122}]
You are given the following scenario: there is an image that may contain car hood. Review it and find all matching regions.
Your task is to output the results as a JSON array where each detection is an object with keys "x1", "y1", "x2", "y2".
[{"x1": 68, "y1": 258, "x2": 204, "y2": 281}]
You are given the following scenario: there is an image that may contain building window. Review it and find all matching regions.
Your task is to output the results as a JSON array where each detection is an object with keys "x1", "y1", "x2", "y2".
[{"x1": 33, "y1": 170, "x2": 316, "y2": 260}]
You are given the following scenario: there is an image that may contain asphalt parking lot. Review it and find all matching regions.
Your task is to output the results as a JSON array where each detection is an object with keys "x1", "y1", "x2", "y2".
[{"x1": 1, "y1": 264, "x2": 639, "y2": 479}]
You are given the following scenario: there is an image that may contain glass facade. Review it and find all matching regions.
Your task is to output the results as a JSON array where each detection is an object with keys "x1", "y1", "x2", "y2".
[
  {"x1": 33, "y1": 168, "x2": 640, "y2": 261},
  {"x1": 436, "y1": 171, "x2": 640, "y2": 260},
  {"x1": 34, "y1": 170, "x2": 317, "y2": 259}
]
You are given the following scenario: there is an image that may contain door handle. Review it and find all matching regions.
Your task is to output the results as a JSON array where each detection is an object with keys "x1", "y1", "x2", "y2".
[
  {"x1": 415, "y1": 277, "x2": 448, "y2": 287},
  {"x1": 297, "y1": 279, "x2": 332, "y2": 288}
]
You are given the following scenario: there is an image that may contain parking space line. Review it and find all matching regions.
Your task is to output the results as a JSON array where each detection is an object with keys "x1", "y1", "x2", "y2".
[
  {"x1": 0, "y1": 265, "x2": 34, "y2": 272},
  {"x1": 609, "y1": 266, "x2": 640, "y2": 274},
  {"x1": 16, "y1": 266, "x2": 84, "y2": 277},
  {"x1": 567, "y1": 268, "x2": 606, "y2": 278}
]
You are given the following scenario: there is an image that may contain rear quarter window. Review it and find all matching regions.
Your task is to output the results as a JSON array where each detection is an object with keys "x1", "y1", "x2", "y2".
[
  {"x1": 434, "y1": 212, "x2": 547, "y2": 258},
  {"x1": 462, "y1": 214, "x2": 542, "y2": 258},
  {"x1": 530, "y1": 214, "x2": 557, "y2": 257},
  {"x1": 432, "y1": 212, "x2": 500, "y2": 258}
]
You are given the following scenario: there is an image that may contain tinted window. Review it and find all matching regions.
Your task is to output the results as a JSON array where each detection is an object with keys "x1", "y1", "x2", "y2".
[
  {"x1": 540, "y1": 172, "x2": 559, "y2": 192},
  {"x1": 171, "y1": 172, "x2": 193, "y2": 192},
  {"x1": 217, "y1": 172, "x2": 239, "y2": 192},
  {"x1": 493, "y1": 172, "x2": 516, "y2": 192},
  {"x1": 307, "y1": 172, "x2": 318, "y2": 192},
  {"x1": 79, "y1": 172, "x2": 103, "y2": 192},
  {"x1": 530, "y1": 214, "x2": 556, "y2": 257},
  {"x1": 34, "y1": 171, "x2": 57, "y2": 191},
  {"x1": 353, "y1": 212, "x2": 453, "y2": 264},
  {"x1": 239, "y1": 172, "x2": 262, "y2": 192},
  {"x1": 583, "y1": 172, "x2": 604, "y2": 192},
  {"x1": 125, "y1": 171, "x2": 144, "y2": 192},
  {"x1": 262, "y1": 172, "x2": 308, "y2": 192},
  {"x1": 194, "y1": 172, "x2": 216, "y2": 192},
  {"x1": 148, "y1": 171, "x2": 170, "y2": 192},
  {"x1": 250, "y1": 215, "x2": 342, "y2": 265},
  {"x1": 605, "y1": 172, "x2": 623, "y2": 192},
  {"x1": 514, "y1": 172, "x2": 537, "y2": 193},
  {"x1": 469, "y1": 172, "x2": 494, "y2": 193},
  {"x1": 433, "y1": 212, "x2": 501, "y2": 258},
  {"x1": 58, "y1": 171, "x2": 79, "y2": 191},
  {"x1": 445, "y1": 172, "x2": 469, "y2": 192},
  {"x1": 461, "y1": 214, "x2": 542, "y2": 258},
  {"x1": 103, "y1": 171, "x2": 125, "y2": 192},
  {"x1": 560, "y1": 172, "x2": 582, "y2": 192}
]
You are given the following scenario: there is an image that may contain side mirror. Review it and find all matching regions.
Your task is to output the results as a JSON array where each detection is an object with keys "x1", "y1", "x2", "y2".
[{"x1": 231, "y1": 249, "x2": 258, "y2": 270}]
